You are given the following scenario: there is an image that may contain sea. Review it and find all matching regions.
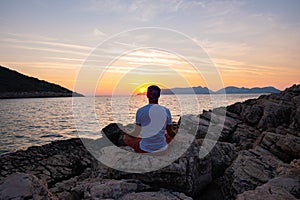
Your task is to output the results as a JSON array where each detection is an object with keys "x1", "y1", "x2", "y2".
[{"x1": 0, "y1": 94, "x2": 263, "y2": 155}]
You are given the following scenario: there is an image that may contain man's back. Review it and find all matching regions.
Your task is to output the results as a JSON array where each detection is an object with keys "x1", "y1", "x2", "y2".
[{"x1": 136, "y1": 104, "x2": 172, "y2": 152}]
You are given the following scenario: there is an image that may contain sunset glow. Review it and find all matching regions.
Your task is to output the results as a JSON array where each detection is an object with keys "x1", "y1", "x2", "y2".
[
  {"x1": 139, "y1": 87, "x2": 146, "y2": 95},
  {"x1": 0, "y1": 1, "x2": 299, "y2": 95}
]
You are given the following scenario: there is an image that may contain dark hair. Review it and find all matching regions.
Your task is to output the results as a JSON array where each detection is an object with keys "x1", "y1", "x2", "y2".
[{"x1": 147, "y1": 85, "x2": 161, "y2": 100}]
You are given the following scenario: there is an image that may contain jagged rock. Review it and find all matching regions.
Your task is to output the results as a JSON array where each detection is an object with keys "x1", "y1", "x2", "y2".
[
  {"x1": 237, "y1": 184, "x2": 297, "y2": 200},
  {"x1": 0, "y1": 172, "x2": 57, "y2": 200},
  {"x1": 256, "y1": 131, "x2": 300, "y2": 163},
  {"x1": 119, "y1": 189, "x2": 192, "y2": 200},
  {"x1": 221, "y1": 149, "x2": 288, "y2": 199},
  {"x1": 90, "y1": 137, "x2": 237, "y2": 197},
  {"x1": 195, "y1": 109, "x2": 240, "y2": 142},
  {"x1": 219, "y1": 85, "x2": 300, "y2": 198},
  {"x1": 237, "y1": 168, "x2": 300, "y2": 200},
  {"x1": 257, "y1": 100, "x2": 293, "y2": 130},
  {"x1": 72, "y1": 179, "x2": 150, "y2": 200},
  {"x1": 227, "y1": 84, "x2": 300, "y2": 132},
  {"x1": 91, "y1": 134, "x2": 212, "y2": 196},
  {"x1": 49, "y1": 168, "x2": 92, "y2": 199},
  {"x1": 101, "y1": 123, "x2": 126, "y2": 146},
  {"x1": 209, "y1": 141, "x2": 236, "y2": 178},
  {"x1": 0, "y1": 139, "x2": 96, "y2": 187},
  {"x1": 232, "y1": 124, "x2": 261, "y2": 150}
]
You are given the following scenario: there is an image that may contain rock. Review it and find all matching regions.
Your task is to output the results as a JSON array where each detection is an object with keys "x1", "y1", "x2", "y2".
[
  {"x1": 0, "y1": 138, "x2": 96, "y2": 187},
  {"x1": 232, "y1": 124, "x2": 261, "y2": 150},
  {"x1": 257, "y1": 101, "x2": 293, "y2": 130},
  {"x1": 237, "y1": 169, "x2": 300, "y2": 200},
  {"x1": 0, "y1": 172, "x2": 57, "y2": 200},
  {"x1": 72, "y1": 179, "x2": 150, "y2": 200},
  {"x1": 101, "y1": 123, "x2": 126, "y2": 146},
  {"x1": 256, "y1": 131, "x2": 300, "y2": 163},
  {"x1": 195, "y1": 110, "x2": 240, "y2": 142},
  {"x1": 119, "y1": 189, "x2": 192, "y2": 200},
  {"x1": 90, "y1": 136, "x2": 238, "y2": 197},
  {"x1": 221, "y1": 149, "x2": 287, "y2": 198},
  {"x1": 227, "y1": 84, "x2": 300, "y2": 132},
  {"x1": 244, "y1": 104, "x2": 264, "y2": 125},
  {"x1": 208, "y1": 141, "x2": 236, "y2": 178},
  {"x1": 237, "y1": 184, "x2": 298, "y2": 200},
  {"x1": 92, "y1": 134, "x2": 212, "y2": 197}
]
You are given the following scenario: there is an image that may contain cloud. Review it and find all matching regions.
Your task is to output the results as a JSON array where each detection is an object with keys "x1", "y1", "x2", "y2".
[
  {"x1": 0, "y1": 32, "x2": 93, "y2": 60},
  {"x1": 1, "y1": 61, "x2": 80, "y2": 70},
  {"x1": 0, "y1": 36, "x2": 92, "y2": 52},
  {"x1": 1, "y1": 44, "x2": 89, "y2": 57},
  {"x1": 80, "y1": 0, "x2": 212, "y2": 21},
  {"x1": 93, "y1": 28, "x2": 106, "y2": 37}
]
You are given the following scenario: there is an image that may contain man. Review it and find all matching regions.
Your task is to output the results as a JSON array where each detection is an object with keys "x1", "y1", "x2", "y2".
[{"x1": 124, "y1": 85, "x2": 178, "y2": 153}]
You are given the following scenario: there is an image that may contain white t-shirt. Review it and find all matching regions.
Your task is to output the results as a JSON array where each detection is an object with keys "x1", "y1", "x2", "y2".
[{"x1": 136, "y1": 104, "x2": 172, "y2": 152}]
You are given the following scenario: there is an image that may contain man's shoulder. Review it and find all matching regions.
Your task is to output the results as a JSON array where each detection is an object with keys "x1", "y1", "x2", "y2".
[
  {"x1": 137, "y1": 104, "x2": 150, "y2": 114},
  {"x1": 159, "y1": 105, "x2": 170, "y2": 112},
  {"x1": 137, "y1": 104, "x2": 170, "y2": 112}
]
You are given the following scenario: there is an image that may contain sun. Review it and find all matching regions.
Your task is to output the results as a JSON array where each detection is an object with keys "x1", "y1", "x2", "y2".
[{"x1": 139, "y1": 87, "x2": 147, "y2": 94}]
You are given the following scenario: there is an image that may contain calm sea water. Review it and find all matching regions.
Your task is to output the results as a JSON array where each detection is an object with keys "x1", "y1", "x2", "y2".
[{"x1": 0, "y1": 94, "x2": 263, "y2": 154}]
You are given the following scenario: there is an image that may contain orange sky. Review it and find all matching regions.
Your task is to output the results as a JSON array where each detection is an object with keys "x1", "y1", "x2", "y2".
[{"x1": 1, "y1": 1, "x2": 299, "y2": 95}]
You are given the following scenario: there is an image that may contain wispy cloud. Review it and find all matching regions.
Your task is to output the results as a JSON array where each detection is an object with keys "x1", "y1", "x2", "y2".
[
  {"x1": 1, "y1": 44, "x2": 89, "y2": 57},
  {"x1": 81, "y1": 0, "x2": 184, "y2": 21},
  {"x1": 1, "y1": 61, "x2": 81, "y2": 70},
  {"x1": 80, "y1": 0, "x2": 244, "y2": 22},
  {"x1": 0, "y1": 36, "x2": 92, "y2": 52}
]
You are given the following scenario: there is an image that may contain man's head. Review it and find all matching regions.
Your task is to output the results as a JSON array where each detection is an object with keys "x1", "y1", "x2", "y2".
[{"x1": 147, "y1": 85, "x2": 161, "y2": 102}]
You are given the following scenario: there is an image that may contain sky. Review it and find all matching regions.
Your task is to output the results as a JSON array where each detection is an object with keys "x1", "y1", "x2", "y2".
[{"x1": 0, "y1": 0, "x2": 299, "y2": 95}]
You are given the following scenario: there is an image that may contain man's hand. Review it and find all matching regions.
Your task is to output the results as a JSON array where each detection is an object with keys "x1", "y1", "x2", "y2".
[{"x1": 166, "y1": 124, "x2": 177, "y2": 137}]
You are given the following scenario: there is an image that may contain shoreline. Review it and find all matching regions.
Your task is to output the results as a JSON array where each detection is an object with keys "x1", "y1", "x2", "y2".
[
  {"x1": 0, "y1": 92, "x2": 83, "y2": 99},
  {"x1": 0, "y1": 84, "x2": 299, "y2": 199}
]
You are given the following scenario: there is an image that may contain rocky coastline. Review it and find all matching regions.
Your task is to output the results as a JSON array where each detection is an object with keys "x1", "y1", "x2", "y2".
[
  {"x1": 0, "y1": 85, "x2": 299, "y2": 200},
  {"x1": 0, "y1": 91, "x2": 83, "y2": 99}
]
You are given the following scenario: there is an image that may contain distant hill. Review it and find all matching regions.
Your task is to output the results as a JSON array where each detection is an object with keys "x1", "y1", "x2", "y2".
[
  {"x1": 0, "y1": 66, "x2": 83, "y2": 99},
  {"x1": 161, "y1": 86, "x2": 212, "y2": 94},
  {"x1": 215, "y1": 86, "x2": 280, "y2": 94},
  {"x1": 161, "y1": 86, "x2": 280, "y2": 94}
]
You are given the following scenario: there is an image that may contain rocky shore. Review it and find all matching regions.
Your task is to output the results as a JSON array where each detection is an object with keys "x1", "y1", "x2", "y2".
[
  {"x1": 0, "y1": 91, "x2": 83, "y2": 99},
  {"x1": 0, "y1": 85, "x2": 299, "y2": 200}
]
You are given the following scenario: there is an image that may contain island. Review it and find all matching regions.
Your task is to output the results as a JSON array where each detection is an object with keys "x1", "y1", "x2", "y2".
[
  {"x1": 0, "y1": 66, "x2": 83, "y2": 99},
  {"x1": 0, "y1": 84, "x2": 299, "y2": 200},
  {"x1": 161, "y1": 86, "x2": 280, "y2": 94}
]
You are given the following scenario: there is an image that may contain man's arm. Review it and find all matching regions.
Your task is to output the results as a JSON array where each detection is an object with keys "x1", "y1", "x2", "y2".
[{"x1": 166, "y1": 124, "x2": 177, "y2": 137}]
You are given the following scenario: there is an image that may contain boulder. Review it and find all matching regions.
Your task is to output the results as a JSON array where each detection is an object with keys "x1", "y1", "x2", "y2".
[
  {"x1": 221, "y1": 149, "x2": 287, "y2": 198},
  {"x1": 0, "y1": 172, "x2": 57, "y2": 200},
  {"x1": 256, "y1": 131, "x2": 300, "y2": 162},
  {"x1": 237, "y1": 184, "x2": 297, "y2": 200},
  {"x1": 72, "y1": 179, "x2": 150, "y2": 200},
  {"x1": 0, "y1": 138, "x2": 96, "y2": 187},
  {"x1": 101, "y1": 123, "x2": 126, "y2": 146},
  {"x1": 232, "y1": 124, "x2": 261, "y2": 150},
  {"x1": 91, "y1": 134, "x2": 212, "y2": 196},
  {"x1": 119, "y1": 189, "x2": 192, "y2": 200},
  {"x1": 237, "y1": 169, "x2": 300, "y2": 200},
  {"x1": 91, "y1": 136, "x2": 237, "y2": 197}
]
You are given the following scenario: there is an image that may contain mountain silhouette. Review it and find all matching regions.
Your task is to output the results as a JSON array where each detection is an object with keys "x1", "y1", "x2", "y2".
[
  {"x1": 215, "y1": 86, "x2": 280, "y2": 94},
  {"x1": 0, "y1": 66, "x2": 83, "y2": 99},
  {"x1": 161, "y1": 86, "x2": 280, "y2": 94}
]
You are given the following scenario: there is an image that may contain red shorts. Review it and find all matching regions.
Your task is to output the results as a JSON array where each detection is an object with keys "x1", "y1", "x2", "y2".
[{"x1": 123, "y1": 133, "x2": 174, "y2": 153}]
